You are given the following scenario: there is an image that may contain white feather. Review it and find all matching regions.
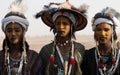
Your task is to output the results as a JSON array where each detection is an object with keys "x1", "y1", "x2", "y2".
[
  {"x1": 9, "y1": 0, "x2": 27, "y2": 14},
  {"x1": 102, "y1": 7, "x2": 120, "y2": 26},
  {"x1": 102, "y1": 7, "x2": 120, "y2": 20}
]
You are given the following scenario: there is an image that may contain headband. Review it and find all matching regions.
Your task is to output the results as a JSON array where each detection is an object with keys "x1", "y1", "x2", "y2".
[
  {"x1": 52, "y1": 11, "x2": 76, "y2": 25},
  {"x1": 2, "y1": 16, "x2": 29, "y2": 32},
  {"x1": 92, "y1": 18, "x2": 113, "y2": 31}
]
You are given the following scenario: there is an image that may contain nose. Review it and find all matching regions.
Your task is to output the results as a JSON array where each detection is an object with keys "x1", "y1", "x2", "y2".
[
  {"x1": 11, "y1": 30, "x2": 16, "y2": 36},
  {"x1": 100, "y1": 30, "x2": 106, "y2": 36},
  {"x1": 59, "y1": 23, "x2": 64, "y2": 29}
]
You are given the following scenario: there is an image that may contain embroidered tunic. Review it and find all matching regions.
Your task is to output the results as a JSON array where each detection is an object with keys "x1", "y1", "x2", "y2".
[
  {"x1": 38, "y1": 41, "x2": 85, "y2": 75},
  {"x1": 81, "y1": 47, "x2": 120, "y2": 75}
]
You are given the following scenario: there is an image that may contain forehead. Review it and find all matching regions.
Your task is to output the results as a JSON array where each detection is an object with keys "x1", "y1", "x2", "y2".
[
  {"x1": 96, "y1": 23, "x2": 112, "y2": 29},
  {"x1": 55, "y1": 16, "x2": 70, "y2": 22},
  {"x1": 6, "y1": 22, "x2": 22, "y2": 29}
]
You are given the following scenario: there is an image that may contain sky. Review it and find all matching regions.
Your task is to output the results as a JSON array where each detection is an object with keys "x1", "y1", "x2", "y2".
[{"x1": 1, "y1": 0, "x2": 120, "y2": 37}]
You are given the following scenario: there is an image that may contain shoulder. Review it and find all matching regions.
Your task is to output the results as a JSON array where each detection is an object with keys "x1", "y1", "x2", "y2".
[
  {"x1": 41, "y1": 42, "x2": 54, "y2": 49},
  {"x1": 27, "y1": 49, "x2": 39, "y2": 61},
  {"x1": 0, "y1": 50, "x2": 4, "y2": 68},
  {"x1": 74, "y1": 41, "x2": 85, "y2": 50},
  {"x1": 27, "y1": 49, "x2": 38, "y2": 56},
  {"x1": 84, "y1": 47, "x2": 96, "y2": 57},
  {"x1": 73, "y1": 41, "x2": 85, "y2": 57},
  {"x1": 0, "y1": 50, "x2": 5, "y2": 58},
  {"x1": 40, "y1": 42, "x2": 54, "y2": 53},
  {"x1": 86, "y1": 47, "x2": 96, "y2": 53}
]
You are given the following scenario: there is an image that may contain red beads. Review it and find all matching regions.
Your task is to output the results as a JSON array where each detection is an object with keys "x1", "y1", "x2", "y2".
[
  {"x1": 50, "y1": 55, "x2": 55, "y2": 63},
  {"x1": 112, "y1": 58, "x2": 116, "y2": 66},
  {"x1": 98, "y1": 58, "x2": 105, "y2": 68},
  {"x1": 70, "y1": 57, "x2": 75, "y2": 66}
]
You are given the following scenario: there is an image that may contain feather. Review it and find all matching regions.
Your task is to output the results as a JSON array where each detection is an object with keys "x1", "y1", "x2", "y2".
[
  {"x1": 9, "y1": 0, "x2": 27, "y2": 14},
  {"x1": 35, "y1": 2, "x2": 89, "y2": 18},
  {"x1": 35, "y1": 2, "x2": 61, "y2": 18},
  {"x1": 101, "y1": 7, "x2": 120, "y2": 26},
  {"x1": 77, "y1": 3, "x2": 89, "y2": 17},
  {"x1": 102, "y1": 7, "x2": 120, "y2": 20}
]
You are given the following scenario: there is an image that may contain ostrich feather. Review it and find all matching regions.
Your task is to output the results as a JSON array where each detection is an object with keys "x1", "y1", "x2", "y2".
[{"x1": 9, "y1": 0, "x2": 27, "y2": 14}]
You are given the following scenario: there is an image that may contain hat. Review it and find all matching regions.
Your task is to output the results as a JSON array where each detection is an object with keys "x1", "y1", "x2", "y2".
[
  {"x1": 35, "y1": 2, "x2": 88, "y2": 31},
  {"x1": 92, "y1": 7, "x2": 120, "y2": 31}
]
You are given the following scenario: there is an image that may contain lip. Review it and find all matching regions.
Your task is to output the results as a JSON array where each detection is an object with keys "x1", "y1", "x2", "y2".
[
  {"x1": 58, "y1": 31, "x2": 65, "y2": 33},
  {"x1": 99, "y1": 37, "x2": 107, "y2": 41},
  {"x1": 10, "y1": 37, "x2": 16, "y2": 41}
]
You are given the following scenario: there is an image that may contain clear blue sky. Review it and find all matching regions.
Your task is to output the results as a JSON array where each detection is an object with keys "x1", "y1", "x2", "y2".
[{"x1": 1, "y1": 0, "x2": 120, "y2": 37}]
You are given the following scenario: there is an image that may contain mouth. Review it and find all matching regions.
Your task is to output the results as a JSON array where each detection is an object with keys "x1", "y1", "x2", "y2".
[
  {"x1": 57, "y1": 31, "x2": 65, "y2": 34},
  {"x1": 99, "y1": 37, "x2": 107, "y2": 41},
  {"x1": 10, "y1": 37, "x2": 16, "y2": 41}
]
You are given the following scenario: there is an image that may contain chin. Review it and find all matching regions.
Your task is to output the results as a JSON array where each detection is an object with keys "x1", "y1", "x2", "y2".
[
  {"x1": 99, "y1": 41, "x2": 108, "y2": 44},
  {"x1": 11, "y1": 41, "x2": 19, "y2": 45}
]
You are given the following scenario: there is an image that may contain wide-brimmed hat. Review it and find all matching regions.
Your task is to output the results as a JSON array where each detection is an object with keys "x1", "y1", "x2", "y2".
[{"x1": 35, "y1": 2, "x2": 88, "y2": 31}]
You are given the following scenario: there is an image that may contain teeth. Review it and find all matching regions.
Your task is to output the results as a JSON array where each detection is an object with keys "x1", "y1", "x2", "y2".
[{"x1": 99, "y1": 37, "x2": 106, "y2": 41}]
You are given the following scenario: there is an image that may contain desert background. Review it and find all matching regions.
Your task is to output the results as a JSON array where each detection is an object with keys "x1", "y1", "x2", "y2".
[{"x1": 0, "y1": 35, "x2": 96, "y2": 53}]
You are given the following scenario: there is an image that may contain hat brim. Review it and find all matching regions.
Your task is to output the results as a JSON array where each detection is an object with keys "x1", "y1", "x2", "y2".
[{"x1": 41, "y1": 9, "x2": 87, "y2": 31}]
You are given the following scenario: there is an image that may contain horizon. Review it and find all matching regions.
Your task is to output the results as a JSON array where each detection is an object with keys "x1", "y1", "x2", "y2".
[{"x1": 1, "y1": 0, "x2": 120, "y2": 37}]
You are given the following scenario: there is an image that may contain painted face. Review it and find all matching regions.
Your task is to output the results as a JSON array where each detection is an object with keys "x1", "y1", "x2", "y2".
[
  {"x1": 95, "y1": 23, "x2": 113, "y2": 44},
  {"x1": 55, "y1": 16, "x2": 71, "y2": 37},
  {"x1": 5, "y1": 22, "x2": 24, "y2": 45}
]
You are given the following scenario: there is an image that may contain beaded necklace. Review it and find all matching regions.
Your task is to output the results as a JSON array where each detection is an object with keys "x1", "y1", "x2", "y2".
[
  {"x1": 7, "y1": 52, "x2": 24, "y2": 75},
  {"x1": 95, "y1": 47, "x2": 120, "y2": 75},
  {"x1": 50, "y1": 40, "x2": 75, "y2": 75}
]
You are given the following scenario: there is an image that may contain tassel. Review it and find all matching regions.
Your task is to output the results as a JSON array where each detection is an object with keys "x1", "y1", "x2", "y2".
[
  {"x1": 98, "y1": 58, "x2": 105, "y2": 68},
  {"x1": 70, "y1": 56, "x2": 75, "y2": 66},
  {"x1": 49, "y1": 54, "x2": 55, "y2": 63},
  {"x1": 112, "y1": 58, "x2": 116, "y2": 66}
]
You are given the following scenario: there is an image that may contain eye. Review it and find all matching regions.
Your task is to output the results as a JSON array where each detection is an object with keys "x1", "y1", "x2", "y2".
[
  {"x1": 63, "y1": 22, "x2": 69, "y2": 26},
  {"x1": 104, "y1": 28, "x2": 110, "y2": 32},
  {"x1": 6, "y1": 29, "x2": 12, "y2": 33},
  {"x1": 15, "y1": 29, "x2": 21, "y2": 32},
  {"x1": 96, "y1": 28, "x2": 101, "y2": 31},
  {"x1": 55, "y1": 22, "x2": 61, "y2": 26}
]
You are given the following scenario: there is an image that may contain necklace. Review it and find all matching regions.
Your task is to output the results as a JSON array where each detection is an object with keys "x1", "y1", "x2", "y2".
[
  {"x1": 57, "y1": 40, "x2": 70, "y2": 47},
  {"x1": 95, "y1": 48, "x2": 120, "y2": 75},
  {"x1": 50, "y1": 41, "x2": 75, "y2": 75},
  {"x1": 56, "y1": 41, "x2": 74, "y2": 75},
  {"x1": 7, "y1": 52, "x2": 24, "y2": 75}
]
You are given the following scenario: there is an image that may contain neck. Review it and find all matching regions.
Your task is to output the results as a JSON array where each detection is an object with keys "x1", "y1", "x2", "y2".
[
  {"x1": 56, "y1": 35, "x2": 71, "y2": 43},
  {"x1": 8, "y1": 44, "x2": 23, "y2": 60},
  {"x1": 98, "y1": 42, "x2": 112, "y2": 55},
  {"x1": 9, "y1": 43, "x2": 22, "y2": 53}
]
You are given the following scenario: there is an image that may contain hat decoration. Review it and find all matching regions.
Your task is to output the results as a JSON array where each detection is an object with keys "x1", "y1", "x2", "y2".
[
  {"x1": 35, "y1": 1, "x2": 89, "y2": 31},
  {"x1": 92, "y1": 7, "x2": 120, "y2": 31},
  {"x1": 1, "y1": 0, "x2": 29, "y2": 32}
]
